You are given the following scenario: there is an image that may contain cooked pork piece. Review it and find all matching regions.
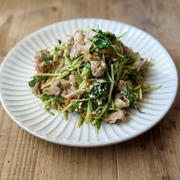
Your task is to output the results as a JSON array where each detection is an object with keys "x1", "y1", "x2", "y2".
[
  {"x1": 118, "y1": 80, "x2": 133, "y2": 90},
  {"x1": 142, "y1": 81, "x2": 150, "y2": 89},
  {"x1": 132, "y1": 59, "x2": 148, "y2": 71},
  {"x1": 32, "y1": 82, "x2": 41, "y2": 97},
  {"x1": 90, "y1": 60, "x2": 106, "y2": 77},
  {"x1": 114, "y1": 93, "x2": 130, "y2": 108},
  {"x1": 41, "y1": 78, "x2": 62, "y2": 96},
  {"x1": 60, "y1": 79, "x2": 81, "y2": 99},
  {"x1": 69, "y1": 73, "x2": 77, "y2": 89},
  {"x1": 104, "y1": 110, "x2": 127, "y2": 123},
  {"x1": 69, "y1": 30, "x2": 92, "y2": 60},
  {"x1": 123, "y1": 46, "x2": 135, "y2": 56},
  {"x1": 35, "y1": 49, "x2": 51, "y2": 73},
  {"x1": 98, "y1": 49, "x2": 113, "y2": 55}
]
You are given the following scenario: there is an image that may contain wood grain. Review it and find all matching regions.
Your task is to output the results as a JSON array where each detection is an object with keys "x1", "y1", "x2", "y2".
[{"x1": 0, "y1": 0, "x2": 179, "y2": 179}]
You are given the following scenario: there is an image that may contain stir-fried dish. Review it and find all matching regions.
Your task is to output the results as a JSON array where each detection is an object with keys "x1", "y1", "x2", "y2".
[{"x1": 28, "y1": 27, "x2": 161, "y2": 132}]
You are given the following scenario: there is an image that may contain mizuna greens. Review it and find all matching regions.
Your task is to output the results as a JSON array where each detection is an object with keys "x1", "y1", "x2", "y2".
[{"x1": 28, "y1": 27, "x2": 161, "y2": 132}]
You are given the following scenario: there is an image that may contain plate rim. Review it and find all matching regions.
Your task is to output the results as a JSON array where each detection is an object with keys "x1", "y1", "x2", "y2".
[{"x1": 0, "y1": 18, "x2": 178, "y2": 147}]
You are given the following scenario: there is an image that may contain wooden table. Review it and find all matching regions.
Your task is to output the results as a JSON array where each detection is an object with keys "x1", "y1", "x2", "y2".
[{"x1": 0, "y1": 0, "x2": 179, "y2": 179}]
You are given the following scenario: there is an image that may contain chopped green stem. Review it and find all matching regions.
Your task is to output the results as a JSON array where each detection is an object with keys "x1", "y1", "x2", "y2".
[
  {"x1": 55, "y1": 64, "x2": 62, "y2": 74},
  {"x1": 106, "y1": 69, "x2": 112, "y2": 81},
  {"x1": 89, "y1": 46, "x2": 96, "y2": 53},
  {"x1": 108, "y1": 64, "x2": 114, "y2": 103},
  {"x1": 66, "y1": 89, "x2": 85, "y2": 98},
  {"x1": 62, "y1": 103, "x2": 73, "y2": 113},
  {"x1": 139, "y1": 87, "x2": 143, "y2": 100},
  {"x1": 33, "y1": 70, "x2": 69, "y2": 79},
  {"x1": 92, "y1": 103, "x2": 109, "y2": 125},
  {"x1": 143, "y1": 85, "x2": 162, "y2": 92},
  {"x1": 33, "y1": 73, "x2": 59, "y2": 77},
  {"x1": 43, "y1": 101, "x2": 55, "y2": 115},
  {"x1": 71, "y1": 54, "x2": 85, "y2": 68},
  {"x1": 111, "y1": 100, "x2": 115, "y2": 109},
  {"x1": 95, "y1": 122, "x2": 101, "y2": 133},
  {"x1": 79, "y1": 79, "x2": 87, "y2": 89},
  {"x1": 115, "y1": 61, "x2": 122, "y2": 83},
  {"x1": 63, "y1": 111, "x2": 68, "y2": 120},
  {"x1": 77, "y1": 114, "x2": 84, "y2": 128},
  {"x1": 58, "y1": 70, "x2": 69, "y2": 79},
  {"x1": 81, "y1": 67, "x2": 91, "y2": 79},
  {"x1": 109, "y1": 100, "x2": 119, "y2": 111},
  {"x1": 134, "y1": 84, "x2": 141, "y2": 91},
  {"x1": 71, "y1": 98, "x2": 91, "y2": 102},
  {"x1": 63, "y1": 48, "x2": 72, "y2": 65},
  {"x1": 85, "y1": 101, "x2": 92, "y2": 123},
  {"x1": 117, "y1": 31, "x2": 128, "y2": 39},
  {"x1": 116, "y1": 53, "x2": 124, "y2": 58}
]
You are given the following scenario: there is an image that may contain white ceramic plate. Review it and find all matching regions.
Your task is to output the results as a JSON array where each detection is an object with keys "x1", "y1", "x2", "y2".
[{"x1": 0, "y1": 19, "x2": 178, "y2": 147}]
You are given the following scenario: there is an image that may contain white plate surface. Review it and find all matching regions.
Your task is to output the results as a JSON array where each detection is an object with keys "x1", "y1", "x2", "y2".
[{"x1": 0, "y1": 18, "x2": 178, "y2": 147}]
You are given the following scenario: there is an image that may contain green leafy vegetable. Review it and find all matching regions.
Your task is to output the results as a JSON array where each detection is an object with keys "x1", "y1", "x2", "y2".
[
  {"x1": 28, "y1": 78, "x2": 39, "y2": 87},
  {"x1": 71, "y1": 102, "x2": 78, "y2": 112},
  {"x1": 54, "y1": 46, "x2": 60, "y2": 53},
  {"x1": 57, "y1": 83, "x2": 62, "y2": 88},
  {"x1": 90, "y1": 83, "x2": 108, "y2": 99},
  {"x1": 92, "y1": 103, "x2": 109, "y2": 132},
  {"x1": 58, "y1": 39, "x2": 62, "y2": 45},
  {"x1": 123, "y1": 84, "x2": 136, "y2": 106},
  {"x1": 92, "y1": 29, "x2": 117, "y2": 52},
  {"x1": 41, "y1": 94, "x2": 59, "y2": 101},
  {"x1": 81, "y1": 62, "x2": 91, "y2": 79},
  {"x1": 41, "y1": 52, "x2": 51, "y2": 63},
  {"x1": 28, "y1": 77, "x2": 47, "y2": 87}
]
